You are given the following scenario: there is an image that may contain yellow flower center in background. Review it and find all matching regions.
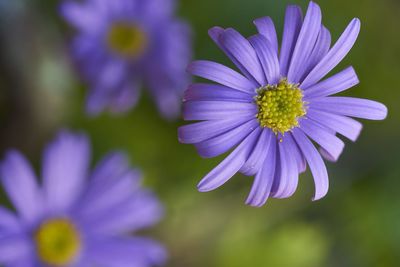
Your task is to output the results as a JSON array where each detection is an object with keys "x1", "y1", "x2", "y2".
[
  {"x1": 35, "y1": 218, "x2": 81, "y2": 266},
  {"x1": 107, "y1": 22, "x2": 148, "y2": 58},
  {"x1": 256, "y1": 79, "x2": 306, "y2": 135}
]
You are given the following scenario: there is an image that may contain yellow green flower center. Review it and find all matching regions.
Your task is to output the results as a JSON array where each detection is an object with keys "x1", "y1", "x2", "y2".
[
  {"x1": 256, "y1": 79, "x2": 306, "y2": 134},
  {"x1": 34, "y1": 218, "x2": 81, "y2": 266},
  {"x1": 107, "y1": 22, "x2": 148, "y2": 58}
]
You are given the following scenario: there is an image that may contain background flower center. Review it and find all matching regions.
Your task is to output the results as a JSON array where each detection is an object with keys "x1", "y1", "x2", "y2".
[
  {"x1": 107, "y1": 22, "x2": 148, "y2": 58},
  {"x1": 34, "y1": 218, "x2": 81, "y2": 266},
  {"x1": 256, "y1": 79, "x2": 306, "y2": 134}
]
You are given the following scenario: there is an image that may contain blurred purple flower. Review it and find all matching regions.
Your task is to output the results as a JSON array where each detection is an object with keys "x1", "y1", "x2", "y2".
[
  {"x1": 178, "y1": 1, "x2": 387, "y2": 207},
  {"x1": 0, "y1": 131, "x2": 166, "y2": 266},
  {"x1": 61, "y1": 0, "x2": 191, "y2": 119}
]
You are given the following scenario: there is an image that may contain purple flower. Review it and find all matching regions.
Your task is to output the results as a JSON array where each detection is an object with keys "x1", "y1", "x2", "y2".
[
  {"x1": 178, "y1": 2, "x2": 387, "y2": 207},
  {"x1": 61, "y1": 0, "x2": 192, "y2": 119},
  {"x1": 0, "y1": 131, "x2": 166, "y2": 266}
]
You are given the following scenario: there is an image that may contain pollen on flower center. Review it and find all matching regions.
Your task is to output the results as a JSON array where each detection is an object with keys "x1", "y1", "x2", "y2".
[
  {"x1": 107, "y1": 22, "x2": 148, "y2": 58},
  {"x1": 256, "y1": 79, "x2": 306, "y2": 134},
  {"x1": 34, "y1": 218, "x2": 81, "y2": 266}
]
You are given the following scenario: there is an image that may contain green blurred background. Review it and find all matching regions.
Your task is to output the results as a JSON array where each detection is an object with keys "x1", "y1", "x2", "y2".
[{"x1": 0, "y1": 0, "x2": 399, "y2": 266}]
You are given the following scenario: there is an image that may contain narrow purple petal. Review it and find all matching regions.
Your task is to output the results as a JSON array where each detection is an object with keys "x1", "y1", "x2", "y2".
[
  {"x1": 283, "y1": 134, "x2": 302, "y2": 196},
  {"x1": 301, "y1": 18, "x2": 361, "y2": 88},
  {"x1": 7, "y1": 257, "x2": 36, "y2": 267},
  {"x1": 148, "y1": 82, "x2": 182, "y2": 120},
  {"x1": 60, "y1": 2, "x2": 103, "y2": 33},
  {"x1": 287, "y1": 2, "x2": 322, "y2": 83},
  {"x1": 280, "y1": 5, "x2": 303, "y2": 76},
  {"x1": 85, "y1": 191, "x2": 163, "y2": 234},
  {"x1": 0, "y1": 234, "x2": 31, "y2": 262},
  {"x1": 220, "y1": 28, "x2": 266, "y2": 85},
  {"x1": 306, "y1": 109, "x2": 363, "y2": 141},
  {"x1": 183, "y1": 83, "x2": 254, "y2": 102},
  {"x1": 271, "y1": 135, "x2": 299, "y2": 198},
  {"x1": 78, "y1": 169, "x2": 141, "y2": 219},
  {"x1": 195, "y1": 119, "x2": 259, "y2": 158},
  {"x1": 0, "y1": 151, "x2": 42, "y2": 223},
  {"x1": 109, "y1": 81, "x2": 140, "y2": 114},
  {"x1": 253, "y1": 17, "x2": 279, "y2": 53},
  {"x1": 187, "y1": 60, "x2": 255, "y2": 93},
  {"x1": 178, "y1": 117, "x2": 252, "y2": 144},
  {"x1": 240, "y1": 129, "x2": 274, "y2": 176},
  {"x1": 292, "y1": 128, "x2": 329, "y2": 201},
  {"x1": 245, "y1": 139, "x2": 277, "y2": 207},
  {"x1": 183, "y1": 100, "x2": 257, "y2": 121},
  {"x1": 89, "y1": 152, "x2": 132, "y2": 186},
  {"x1": 289, "y1": 133, "x2": 307, "y2": 173},
  {"x1": 0, "y1": 208, "x2": 20, "y2": 234},
  {"x1": 42, "y1": 131, "x2": 91, "y2": 212},
  {"x1": 208, "y1": 26, "x2": 260, "y2": 86},
  {"x1": 197, "y1": 129, "x2": 260, "y2": 192},
  {"x1": 309, "y1": 97, "x2": 388, "y2": 120},
  {"x1": 319, "y1": 147, "x2": 337, "y2": 162},
  {"x1": 303, "y1": 67, "x2": 359, "y2": 99},
  {"x1": 95, "y1": 60, "x2": 127, "y2": 89},
  {"x1": 303, "y1": 26, "x2": 331, "y2": 79},
  {"x1": 249, "y1": 34, "x2": 280, "y2": 84},
  {"x1": 300, "y1": 119, "x2": 345, "y2": 162},
  {"x1": 85, "y1": 237, "x2": 166, "y2": 267}
]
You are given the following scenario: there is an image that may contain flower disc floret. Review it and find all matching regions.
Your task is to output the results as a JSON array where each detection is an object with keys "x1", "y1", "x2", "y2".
[
  {"x1": 256, "y1": 79, "x2": 306, "y2": 134},
  {"x1": 35, "y1": 218, "x2": 81, "y2": 266},
  {"x1": 107, "y1": 22, "x2": 148, "y2": 58}
]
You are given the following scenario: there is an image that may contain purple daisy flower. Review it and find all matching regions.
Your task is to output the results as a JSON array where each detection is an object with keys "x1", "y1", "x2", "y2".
[
  {"x1": 0, "y1": 131, "x2": 166, "y2": 266},
  {"x1": 178, "y1": 1, "x2": 387, "y2": 207},
  {"x1": 61, "y1": 0, "x2": 191, "y2": 119}
]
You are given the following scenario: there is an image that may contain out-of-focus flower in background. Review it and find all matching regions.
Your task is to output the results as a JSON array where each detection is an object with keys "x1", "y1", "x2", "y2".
[
  {"x1": 179, "y1": 1, "x2": 387, "y2": 206},
  {"x1": 60, "y1": 0, "x2": 192, "y2": 119},
  {"x1": 0, "y1": 131, "x2": 166, "y2": 266}
]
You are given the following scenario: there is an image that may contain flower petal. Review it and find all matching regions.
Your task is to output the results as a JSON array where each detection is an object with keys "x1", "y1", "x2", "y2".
[
  {"x1": 309, "y1": 97, "x2": 388, "y2": 120},
  {"x1": 303, "y1": 67, "x2": 359, "y2": 99},
  {"x1": 183, "y1": 83, "x2": 253, "y2": 102},
  {"x1": 287, "y1": 2, "x2": 322, "y2": 83},
  {"x1": 197, "y1": 129, "x2": 260, "y2": 192},
  {"x1": 183, "y1": 100, "x2": 257, "y2": 121},
  {"x1": 248, "y1": 34, "x2": 280, "y2": 84},
  {"x1": 89, "y1": 152, "x2": 133, "y2": 186},
  {"x1": 245, "y1": 139, "x2": 277, "y2": 207},
  {"x1": 178, "y1": 117, "x2": 252, "y2": 144},
  {"x1": 292, "y1": 128, "x2": 329, "y2": 201},
  {"x1": 240, "y1": 129, "x2": 274, "y2": 176},
  {"x1": 220, "y1": 28, "x2": 266, "y2": 85},
  {"x1": 84, "y1": 190, "x2": 163, "y2": 235},
  {"x1": 300, "y1": 119, "x2": 345, "y2": 162},
  {"x1": 289, "y1": 134, "x2": 307, "y2": 173},
  {"x1": 303, "y1": 26, "x2": 331, "y2": 79},
  {"x1": 0, "y1": 151, "x2": 42, "y2": 223},
  {"x1": 77, "y1": 169, "x2": 141, "y2": 220},
  {"x1": 301, "y1": 18, "x2": 361, "y2": 88},
  {"x1": 280, "y1": 5, "x2": 303, "y2": 77},
  {"x1": 208, "y1": 26, "x2": 259, "y2": 87},
  {"x1": 60, "y1": 2, "x2": 103, "y2": 33},
  {"x1": 0, "y1": 234, "x2": 31, "y2": 263},
  {"x1": 42, "y1": 131, "x2": 91, "y2": 212},
  {"x1": 187, "y1": 60, "x2": 255, "y2": 93},
  {"x1": 0, "y1": 208, "x2": 20, "y2": 234},
  {"x1": 253, "y1": 17, "x2": 279, "y2": 53},
  {"x1": 271, "y1": 135, "x2": 299, "y2": 198},
  {"x1": 85, "y1": 237, "x2": 166, "y2": 267},
  {"x1": 195, "y1": 119, "x2": 259, "y2": 158},
  {"x1": 306, "y1": 109, "x2": 363, "y2": 141},
  {"x1": 108, "y1": 81, "x2": 140, "y2": 115}
]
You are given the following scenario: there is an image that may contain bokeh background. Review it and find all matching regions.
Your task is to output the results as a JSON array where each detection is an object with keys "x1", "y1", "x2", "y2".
[{"x1": 0, "y1": 0, "x2": 399, "y2": 266}]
